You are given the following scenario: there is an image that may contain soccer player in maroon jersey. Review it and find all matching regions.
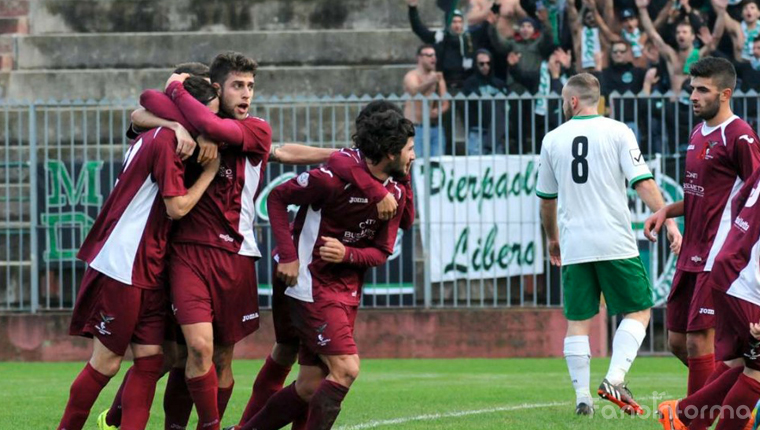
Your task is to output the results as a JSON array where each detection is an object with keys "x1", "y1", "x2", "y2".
[
  {"x1": 232, "y1": 110, "x2": 414, "y2": 430},
  {"x1": 236, "y1": 100, "x2": 415, "y2": 429},
  {"x1": 644, "y1": 57, "x2": 760, "y2": 430},
  {"x1": 56, "y1": 77, "x2": 222, "y2": 430}
]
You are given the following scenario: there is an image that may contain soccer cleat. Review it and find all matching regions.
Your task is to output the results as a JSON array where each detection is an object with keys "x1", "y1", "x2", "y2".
[
  {"x1": 597, "y1": 379, "x2": 644, "y2": 415},
  {"x1": 575, "y1": 402, "x2": 594, "y2": 416},
  {"x1": 657, "y1": 400, "x2": 687, "y2": 430},
  {"x1": 97, "y1": 409, "x2": 118, "y2": 430}
]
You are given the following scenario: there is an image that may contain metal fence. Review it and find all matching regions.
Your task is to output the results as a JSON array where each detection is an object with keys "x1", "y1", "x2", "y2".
[{"x1": 0, "y1": 91, "x2": 730, "y2": 355}]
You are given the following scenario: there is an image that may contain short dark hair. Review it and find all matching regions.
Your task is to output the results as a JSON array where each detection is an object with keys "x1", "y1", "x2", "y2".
[
  {"x1": 183, "y1": 76, "x2": 218, "y2": 106},
  {"x1": 209, "y1": 52, "x2": 258, "y2": 86},
  {"x1": 754, "y1": 35, "x2": 760, "y2": 44},
  {"x1": 689, "y1": 56, "x2": 737, "y2": 92},
  {"x1": 355, "y1": 100, "x2": 403, "y2": 128},
  {"x1": 417, "y1": 44, "x2": 435, "y2": 56},
  {"x1": 172, "y1": 62, "x2": 210, "y2": 78},
  {"x1": 354, "y1": 111, "x2": 414, "y2": 165}
]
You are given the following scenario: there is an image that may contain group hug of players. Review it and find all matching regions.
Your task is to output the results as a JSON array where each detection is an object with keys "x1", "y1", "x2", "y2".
[{"x1": 56, "y1": 51, "x2": 416, "y2": 430}]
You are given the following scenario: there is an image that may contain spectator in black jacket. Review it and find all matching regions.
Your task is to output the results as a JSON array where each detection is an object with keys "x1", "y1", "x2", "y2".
[
  {"x1": 600, "y1": 40, "x2": 648, "y2": 137},
  {"x1": 462, "y1": 49, "x2": 508, "y2": 154},
  {"x1": 407, "y1": 0, "x2": 487, "y2": 91}
]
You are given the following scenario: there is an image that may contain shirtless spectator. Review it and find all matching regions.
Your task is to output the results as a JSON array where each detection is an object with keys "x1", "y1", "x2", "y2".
[{"x1": 404, "y1": 44, "x2": 450, "y2": 157}]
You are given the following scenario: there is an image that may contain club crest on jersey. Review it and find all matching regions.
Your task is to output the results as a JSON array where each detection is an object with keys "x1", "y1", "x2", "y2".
[
  {"x1": 746, "y1": 339, "x2": 760, "y2": 361},
  {"x1": 698, "y1": 141, "x2": 719, "y2": 160},
  {"x1": 297, "y1": 171, "x2": 310, "y2": 188}
]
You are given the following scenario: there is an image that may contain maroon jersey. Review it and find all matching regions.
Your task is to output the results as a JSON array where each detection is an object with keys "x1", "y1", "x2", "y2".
[
  {"x1": 77, "y1": 127, "x2": 187, "y2": 288},
  {"x1": 144, "y1": 82, "x2": 272, "y2": 257},
  {"x1": 709, "y1": 167, "x2": 760, "y2": 306},
  {"x1": 268, "y1": 160, "x2": 405, "y2": 306},
  {"x1": 678, "y1": 116, "x2": 760, "y2": 272},
  {"x1": 327, "y1": 148, "x2": 415, "y2": 230}
]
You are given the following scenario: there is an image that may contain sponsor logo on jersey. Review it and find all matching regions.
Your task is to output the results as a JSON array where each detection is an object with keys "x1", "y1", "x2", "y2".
[
  {"x1": 218, "y1": 234, "x2": 234, "y2": 243},
  {"x1": 740, "y1": 134, "x2": 756, "y2": 144},
  {"x1": 698, "y1": 308, "x2": 715, "y2": 315},
  {"x1": 683, "y1": 183, "x2": 705, "y2": 197},
  {"x1": 349, "y1": 197, "x2": 369, "y2": 204},
  {"x1": 95, "y1": 312, "x2": 114, "y2": 336},
  {"x1": 691, "y1": 255, "x2": 703, "y2": 263},
  {"x1": 687, "y1": 145, "x2": 695, "y2": 150},
  {"x1": 242, "y1": 312, "x2": 259, "y2": 322},
  {"x1": 685, "y1": 171, "x2": 698, "y2": 179},
  {"x1": 735, "y1": 217, "x2": 750, "y2": 232},
  {"x1": 297, "y1": 172, "x2": 310, "y2": 188}
]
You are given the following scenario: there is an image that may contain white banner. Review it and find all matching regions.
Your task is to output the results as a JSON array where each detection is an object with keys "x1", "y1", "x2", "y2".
[{"x1": 414, "y1": 155, "x2": 545, "y2": 282}]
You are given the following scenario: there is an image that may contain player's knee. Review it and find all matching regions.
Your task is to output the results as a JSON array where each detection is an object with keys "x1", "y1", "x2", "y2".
[
  {"x1": 686, "y1": 332, "x2": 713, "y2": 357},
  {"x1": 91, "y1": 353, "x2": 122, "y2": 377},
  {"x1": 331, "y1": 357, "x2": 360, "y2": 386},
  {"x1": 272, "y1": 342, "x2": 299, "y2": 365},
  {"x1": 185, "y1": 336, "x2": 213, "y2": 361}
]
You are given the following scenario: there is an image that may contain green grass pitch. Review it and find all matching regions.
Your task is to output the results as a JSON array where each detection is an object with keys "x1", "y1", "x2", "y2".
[{"x1": 0, "y1": 357, "x2": 688, "y2": 429}]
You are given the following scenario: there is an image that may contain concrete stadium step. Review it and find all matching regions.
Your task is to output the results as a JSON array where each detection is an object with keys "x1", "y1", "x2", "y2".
[
  {"x1": 1, "y1": 64, "x2": 412, "y2": 100},
  {"x1": 15, "y1": 29, "x2": 421, "y2": 70},
  {"x1": 30, "y1": 0, "x2": 439, "y2": 33}
]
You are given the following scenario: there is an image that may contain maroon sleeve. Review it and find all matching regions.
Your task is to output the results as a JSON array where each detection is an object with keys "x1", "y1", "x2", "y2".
[
  {"x1": 139, "y1": 89, "x2": 199, "y2": 136},
  {"x1": 151, "y1": 132, "x2": 187, "y2": 198},
  {"x1": 342, "y1": 245, "x2": 390, "y2": 267},
  {"x1": 731, "y1": 127, "x2": 760, "y2": 181},
  {"x1": 166, "y1": 81, "x2": 246, "y2": 145},
  {"x1": 400, "y1": 179, "x2": 414, "y2": 230},
  {"x1": 326, "y1": 149, "x2": 388, "y2": 204},
  {"x1": 267, "y1": 169, "x2": 334, "y2": 263}
]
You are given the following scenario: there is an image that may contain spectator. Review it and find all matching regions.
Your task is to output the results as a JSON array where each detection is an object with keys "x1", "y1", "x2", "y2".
[
  {"x1": 567, "y1": 0, "x2": 607, "y2": 72},
  {"x1": 407, "y1": 0, "x2": 486, "y2": 92},
  {"x1": 619, "y1": 8, "x2": 651, "y2": 68},
  {"x1": 403, "y1": 44, "x2": 450, "y2": 157},
  {"x1": 636, "y1": 0, "x2": 723, "y2": 96},
  {"x1": 489, "y1": 7, "x2": 555, "y2": 93},
  {"x1": 600, "y1": 40, "x2": 648, "y2": 136},
  {"x1": 462, "y1": 49, "x2": 508, "y2": 154},
  {"x1": 736, "y1": 35, "x2": 760, "y2": 89},
  {"x1": 720, "y1": 0, "x2": 760, "y2": 60}
]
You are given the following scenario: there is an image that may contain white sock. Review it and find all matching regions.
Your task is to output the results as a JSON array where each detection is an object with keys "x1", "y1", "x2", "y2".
[
  {"x1": 564, "y1": 335, "x2": 592, "y2": 405},
  {"x1": 605, "y1": 318, "x2": 647, "y2": 385}
]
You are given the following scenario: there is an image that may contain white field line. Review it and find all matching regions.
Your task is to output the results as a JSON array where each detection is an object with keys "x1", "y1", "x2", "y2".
[{"x1": 334, "y1": 394, "x2": 670, "y2": 430}]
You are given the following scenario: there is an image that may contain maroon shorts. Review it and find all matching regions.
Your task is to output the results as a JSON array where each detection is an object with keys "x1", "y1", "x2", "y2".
[
  {"x1": 666, "y1": 269, "x2": 715, "y2": 332},
  {"x1": 163, "y1": 309, "x2": 185, "y2": 345},
  {"x1": 290, "y1": 297, "x2": 359, "y2": 367},
  {"x1": 169, "y1": 243, "x2": 260, "y2": 346},
  {"x1": 713, "y1": 288, "x2": 760, "y2": 371},
  {"x1": 69, "y1": 268, "x2": 167, "y2": 356},
  {"x1": 271, "y1": 265, "x2": 299, "y2": 347}
]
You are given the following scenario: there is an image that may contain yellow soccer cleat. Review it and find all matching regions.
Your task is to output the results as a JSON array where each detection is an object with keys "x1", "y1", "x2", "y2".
[{"x1": 97, "y1": 409, "x2": 118, "y2": 430}]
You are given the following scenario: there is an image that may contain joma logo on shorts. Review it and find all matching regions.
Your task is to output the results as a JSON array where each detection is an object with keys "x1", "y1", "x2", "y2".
[
  {"x1": 218, "y1": 234, "x2": 234, "y2": 242},
  {"x1": 699, "y1": 308, "x2": 714, "y2": 315},
  {"x1": 242, "y1": 313, "x2": 259, "y2": 322},
  {"x1": 349, "y1": 197, "x2": 368, "y2": 204}
]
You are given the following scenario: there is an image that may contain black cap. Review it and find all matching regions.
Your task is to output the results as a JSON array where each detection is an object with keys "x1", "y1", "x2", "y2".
[{"x1": 621, "y1": 8, "x2": 636, "y2": 20}]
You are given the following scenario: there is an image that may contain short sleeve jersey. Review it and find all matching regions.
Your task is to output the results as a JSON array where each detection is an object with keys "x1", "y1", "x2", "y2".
[
  {"x1": 678, "y1": 116, "x2": 760, "y2": 272},
  {"x1": 77, "y1": 127, "x2": 187, "y2": 288},
  {"x1": 536, "y1": 115, "x2": 652, "y2": 265}
]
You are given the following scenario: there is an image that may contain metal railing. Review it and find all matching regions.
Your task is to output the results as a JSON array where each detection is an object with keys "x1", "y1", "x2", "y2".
[{"x1": 1, "y1": 91, "x2": 725, "y2": 335}]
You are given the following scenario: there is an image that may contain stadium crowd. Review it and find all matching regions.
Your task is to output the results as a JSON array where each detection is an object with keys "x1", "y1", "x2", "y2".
[{"x1": 403, "y1": 0, "x2": 760, "y2": 153}]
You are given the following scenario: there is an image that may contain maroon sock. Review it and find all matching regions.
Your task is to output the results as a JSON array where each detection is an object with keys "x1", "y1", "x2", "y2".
[
  {"x1": 240, "y1": 382, "x2": 308, "y2": 430},
  {"x1": 679, "y1": 365, "x2": 743, "y2": 427},
  {"x1": 705, "y1": 362, "x2": 731, "y2": 387},
  {"x1": 305, "y1": 380, "x2": 349, "y2": 430},
  {"x1": 239, "y1": 355, "x2": 292, "y2": 425},
  {"x1": 715, "y1": 373, "x2": 760, "y2": 430},
  {"x1": 217, "y1": 380, "x2": 234, "y2": 421},
  {"x1": 105, "y1": 366, "x2": 133, "y2": 427},
  {"x1": 186, "y1": 366, "x2": 219, "y2": 430},
  {"x1": 57, "y1": 363, "x2": 112, "y2": 430},
  {"x1": 164, "y1": 367, "x2": 194, "y2": 430},
  {"x1": 688, "y1": 354, "x2": 716, "y2": 395},
  {"x1": 120, "y1": 355, "x2": 164, "y2": 430}
]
